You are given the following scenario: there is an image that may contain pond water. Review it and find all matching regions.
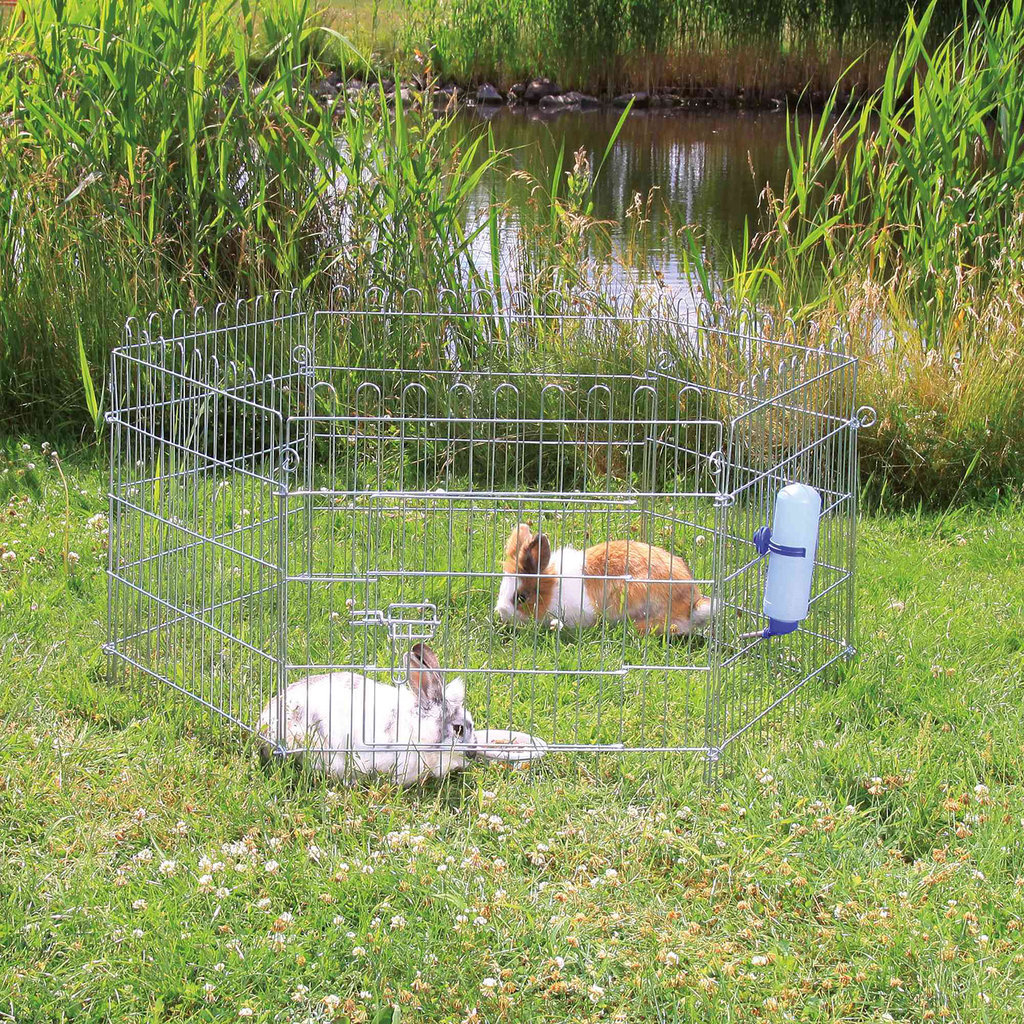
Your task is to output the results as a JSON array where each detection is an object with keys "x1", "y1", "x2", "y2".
[{"x1": 454, "y1": 106, "x2": 797, "y2": 298}]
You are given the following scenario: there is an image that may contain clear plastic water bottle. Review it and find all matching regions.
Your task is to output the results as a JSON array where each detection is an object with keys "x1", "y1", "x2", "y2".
[{"x1": 753, "y1": 483, "x2": 822, "y2": 637}]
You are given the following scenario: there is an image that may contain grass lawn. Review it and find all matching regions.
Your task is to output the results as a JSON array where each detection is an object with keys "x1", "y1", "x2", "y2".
[
  {"x1": 2, "y1": 436, "x2": 1024, "y2": 1022},
  {"x1": 322, "y1": 0, "x2": 410, "y2": 63}
]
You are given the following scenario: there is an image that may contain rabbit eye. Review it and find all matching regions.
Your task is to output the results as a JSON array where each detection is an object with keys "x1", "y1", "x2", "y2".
[{"x1": 515, "y1": 590, "x2": 529, "y2": 604}]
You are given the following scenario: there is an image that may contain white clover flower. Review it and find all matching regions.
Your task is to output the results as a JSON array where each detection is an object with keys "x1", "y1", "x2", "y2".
[
  {"x1": 131, "y1": 928, "x2": 144, "y2": 939},
  {"x1": 352, "y1": 946, "x2": 367, "y2": 957},
  {"x1": 665, "y1": 951, "x2": 679, "y2": 966},
  {"x1": 133, "y1": 848, "x2": 153, "y2": 864},
  {"x1": 198, "y1": 856, "x2": 214, "y2": 872},
  {"x1": 132, "y1": 898, "x2": 147, "y2": 911},
  {"x1": 256, "y1": 898, "x2": 272, "y2": 911},
  {"x1": 215, "y1": 887, "x2": 230, "y2": 900},
  {"x1": 264, "y1": 860, "x2": 280, "y2": 875},
  {"x1": 67, "y1": 551, "x2": 80, "y2": 566},
  {"x1": 267, "y1": 836, "x2": 283, "y2": 850},
  {"x1": 198, "y1": 874, "x2": 214, "y2": 892},
  {"x1": 158, "y1": 860, "x2": 177, "y2": 876},
  {"x1": 588, "y1": 983, "x2": 605, "y2": 1002},
  {"x1": 1, "y1": 550, "x2": 17, "y2": 564},
  {"x1": 291, "y1": 985, "x2": 310, "y2": 1002},
  {"x1": 751, "y1": 955, "x2": 769, "y2": 966},
  {"x1": 390, "y1": 914, "x2": 407, "y2": 929}
]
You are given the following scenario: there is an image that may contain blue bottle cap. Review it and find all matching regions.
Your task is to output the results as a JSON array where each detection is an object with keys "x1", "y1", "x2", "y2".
[{"x1": 763, "y1": 618, "x2": 799, "y2": 638}]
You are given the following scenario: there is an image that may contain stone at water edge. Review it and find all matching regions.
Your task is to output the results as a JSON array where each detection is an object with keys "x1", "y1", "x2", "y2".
[
  {"x1": 523, "y1": 77, "x2": 562, "y2": 104},
  {"x1": 312, "y1": 79, "x2": 338, "y2": 102},
  {"x1": 537, "y1": 91, "x2": 601, "y2": 112},
  {"x1": 476, "y1": 83, "x2": 504, "y2": 105},
  {"x1": 612, "y1": 91, "x2": 649, "y2": 108}
]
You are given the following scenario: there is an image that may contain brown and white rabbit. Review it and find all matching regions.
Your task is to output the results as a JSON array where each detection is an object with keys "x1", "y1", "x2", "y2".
[
  {"x1": 494, "y1": 523, "x2": 714, "y2": 636},
  {"x1": 256, "y1": 643, "x2": 476, "y2": 786}
]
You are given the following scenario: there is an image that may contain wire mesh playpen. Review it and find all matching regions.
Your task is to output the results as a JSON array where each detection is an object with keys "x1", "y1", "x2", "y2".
[{"x1": 105, "y1": 290, "x2": 871, "y2": 781}]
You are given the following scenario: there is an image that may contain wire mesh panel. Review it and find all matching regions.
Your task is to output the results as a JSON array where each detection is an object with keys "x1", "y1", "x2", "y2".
[{"x1": 106, "y1": 291, "x2": 866, "y2": 783}]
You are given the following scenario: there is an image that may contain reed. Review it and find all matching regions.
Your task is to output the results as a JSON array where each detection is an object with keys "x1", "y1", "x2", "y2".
[
  {"x1": 0, "y1": 0, "x2": 497, "y2": 426},
  {"x1": 410, "y1": 0, "x2": 984, "y2": 95},
  {"x1": 700, "y1": 0, "x2": 1024, "y2": 503}
]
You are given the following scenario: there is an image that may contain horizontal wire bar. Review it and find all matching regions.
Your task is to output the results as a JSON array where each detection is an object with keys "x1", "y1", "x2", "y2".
[
  {"x1": 282, "y1": 663, "x2": 710, "y2": 676},
  {"x1": 285, "y1": 489, "x2": 714, "y2": 502},
  {"x1": 287, "y1": 570, "x2": 716, "y2": 584},
  {"x1": 273, "y1": 742, "x2": 713, "y2": 755}
]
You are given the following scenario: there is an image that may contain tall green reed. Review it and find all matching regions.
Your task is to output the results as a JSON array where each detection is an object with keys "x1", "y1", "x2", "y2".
[
  {"x1": 0, "y1": 0, "x2": 500, "y2": 428},
  {"x1": 410, "y1": 0, "x2": 984, "y2": 94},
  {"x1": 700, "y1": 0, "x2": 1024, "y2": 502},
  {"x1": 758, "y1": 0, "x2": 1024, "y2": 333}
]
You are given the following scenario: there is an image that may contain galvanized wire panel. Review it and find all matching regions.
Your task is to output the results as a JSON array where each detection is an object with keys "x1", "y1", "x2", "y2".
[{"x1": 106, "y1": 291, "x2": 863, "y2": 782}]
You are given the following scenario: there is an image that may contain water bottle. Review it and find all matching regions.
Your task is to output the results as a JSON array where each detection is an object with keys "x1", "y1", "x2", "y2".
[{"x1": 752, "y1": 483, "x2": 822, "y2": 637}]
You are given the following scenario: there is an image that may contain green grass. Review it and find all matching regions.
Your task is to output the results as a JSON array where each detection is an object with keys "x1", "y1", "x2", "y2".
[
  {"x1": 3, "y1": 438, "x2": 1024, "y2": 1021},
  {"x1": 323, "y1": 0, "x2": 410, "y2": 62}
]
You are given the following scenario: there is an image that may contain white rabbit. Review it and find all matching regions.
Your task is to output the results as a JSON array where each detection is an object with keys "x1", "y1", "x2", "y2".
[{"x1": 256, "y1": 644, "x2": 476, "y2": 786}]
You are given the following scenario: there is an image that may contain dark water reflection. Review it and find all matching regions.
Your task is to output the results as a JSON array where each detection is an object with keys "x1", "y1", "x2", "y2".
[{"x1": 454, "y1": 106, "x2": 798, "y2": 295}]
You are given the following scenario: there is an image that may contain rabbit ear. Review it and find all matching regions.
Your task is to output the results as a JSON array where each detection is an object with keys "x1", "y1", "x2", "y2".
[
  {"x1": 407, "y1": 643, "x2": 443, "y2": 704},
  {"x1": 444, "y1": 677, "x2": 465, "y2": 707},
  {"x1": 521, "y1": 533, "x2": 551, "y2": 575},
  {"x1": 504, "y1": 523, "x2": 534, "y2": 561}
]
